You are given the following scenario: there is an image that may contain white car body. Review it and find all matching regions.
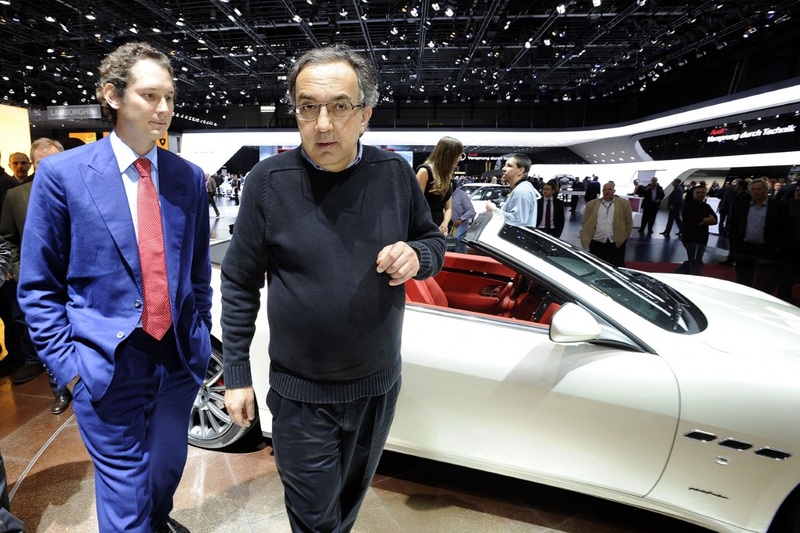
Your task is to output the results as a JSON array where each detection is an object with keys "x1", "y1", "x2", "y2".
[{"x1": 197, "y1": 211, "x2": 800, "y2": 533}]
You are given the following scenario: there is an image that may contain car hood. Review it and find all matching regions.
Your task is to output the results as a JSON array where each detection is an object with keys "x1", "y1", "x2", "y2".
[{"x1": 647, "y1": 273, "x2": 800, "y2": 355}]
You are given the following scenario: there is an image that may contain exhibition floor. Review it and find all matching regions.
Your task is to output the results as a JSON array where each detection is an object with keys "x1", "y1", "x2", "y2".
[{"x1": 2, "y1": 196, "x2": 731, "y2": 532}]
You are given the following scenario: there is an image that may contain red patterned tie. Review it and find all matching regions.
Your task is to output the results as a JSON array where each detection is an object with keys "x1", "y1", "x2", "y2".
[{"x1": 134, "y1": 157, "x2": 172, "y2": 340}]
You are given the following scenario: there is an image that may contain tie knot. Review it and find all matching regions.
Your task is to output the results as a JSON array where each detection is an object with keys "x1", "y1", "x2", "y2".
[{"x1": 134, "y1": 157, "x2": 151, "y2": 178}]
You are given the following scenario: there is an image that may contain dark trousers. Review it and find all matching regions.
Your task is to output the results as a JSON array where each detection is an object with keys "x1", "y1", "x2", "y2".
[
  {"x1": 733, "y1": 242, "x2": 782, "y2": 295},
  {"x1": 675, "y1": 242, "x2": 706, "y2": 275},
  {"x1": 589, "y1": 239, "x2": 627, "y2": 267},
  {"x1": 267, "y1": 379, "x2": 401, "y2": 533},
  {"x1": 0, "y1": 453, "x2": 24, "y2": 533},
  {"x1": 207, "y1": 192, "x2": 220, "y2": 216},
  {"x1": 663, "y1": 207, "x2": 682, "y2": 234},
  {"x1": 0, "y1": 280, "x2": 39, "y2": 368},
  {"x1": 640, "y1": 206, "x2": 658, "y2": 233},
  {"x1": 2, "y1": 279, "x2": 68, "y2": 397},
  {"x1": 71, "y1": 329, "x2": 199, "y2": 533}
]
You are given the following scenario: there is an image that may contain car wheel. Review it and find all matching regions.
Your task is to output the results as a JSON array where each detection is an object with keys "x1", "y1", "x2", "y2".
[{"x1": 188, "y1": 338, "x2": 258, "y2": 449}]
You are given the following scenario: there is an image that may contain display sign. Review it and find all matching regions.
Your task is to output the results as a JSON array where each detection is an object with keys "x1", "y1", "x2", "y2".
[
  {"x1": 47, "y1": 105, "x2": 102, "y2": 120},
  {"x1": 707, "y1": 124, "x2": 797, "y2": 144}
]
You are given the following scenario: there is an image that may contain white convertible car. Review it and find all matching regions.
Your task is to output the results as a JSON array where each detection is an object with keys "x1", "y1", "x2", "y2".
[{"x1": 190, "y1": 211, "x2": 800, "y2": 533}]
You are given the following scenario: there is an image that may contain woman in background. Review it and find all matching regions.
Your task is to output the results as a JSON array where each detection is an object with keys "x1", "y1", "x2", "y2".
[{"x1": 416, "y1": 136, "x2": 464, "y2": 234}]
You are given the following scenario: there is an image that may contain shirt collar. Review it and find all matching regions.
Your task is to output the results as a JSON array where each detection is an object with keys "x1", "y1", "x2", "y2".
[{"x1": 109, "y1": 131, "x2": 159, "y2": 174}]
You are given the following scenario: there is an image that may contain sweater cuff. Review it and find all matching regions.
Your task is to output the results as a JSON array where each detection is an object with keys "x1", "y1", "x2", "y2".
[
  {"x1": 410, "y1": 242, "x2": 434, "y2": 279},
  {"x1": 223, "y1": 361, "x2": 254, "y2": 389}
]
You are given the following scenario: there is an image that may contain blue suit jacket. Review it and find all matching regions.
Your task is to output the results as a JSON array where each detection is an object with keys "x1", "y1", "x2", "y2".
[{"x1": 18, "y1": 136, "x2": 212, "y2": 401}]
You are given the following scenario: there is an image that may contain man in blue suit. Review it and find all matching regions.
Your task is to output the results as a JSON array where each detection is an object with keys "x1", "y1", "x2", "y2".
[{"x1": 18, "y1": 43, "x2": 212, "y2": 533}]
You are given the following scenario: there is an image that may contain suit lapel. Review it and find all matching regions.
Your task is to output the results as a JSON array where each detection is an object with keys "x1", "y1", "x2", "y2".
[
  {"x1": 156, "y1": 149, "x2": 188, "y2": 303},
  {"x1": 84, "y1": 138, "x2": 140, "y2": 275}
]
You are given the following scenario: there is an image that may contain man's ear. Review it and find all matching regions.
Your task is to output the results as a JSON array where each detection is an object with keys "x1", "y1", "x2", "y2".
[
  {"x1": 359, "y1": 106, "x2": 373, "y2": 131},
  {"x1": 102, "y1": 83, "x2": 121, "y2": 109}
]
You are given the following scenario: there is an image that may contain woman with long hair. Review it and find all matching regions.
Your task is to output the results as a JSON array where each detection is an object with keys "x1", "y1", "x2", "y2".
[{"x1": 416, "y1": 136, "x2": 464, "y2": 234}]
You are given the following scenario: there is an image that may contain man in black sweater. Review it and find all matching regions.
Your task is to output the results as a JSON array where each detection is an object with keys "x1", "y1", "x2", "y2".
[{"x1": 221, "y1": 45, "x2": 445, "y2": 532}]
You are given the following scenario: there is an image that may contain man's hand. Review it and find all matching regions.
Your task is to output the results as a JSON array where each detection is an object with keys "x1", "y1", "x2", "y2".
[
  {"x1": 224, "y1": 386, "x2": 256, "y2": 427},
  {"x1": 376, "y1": 241, "x2": 420, "y2": 286},
  {"x1": 485, "y1": 201, "x2": 496, "y2": 212}
]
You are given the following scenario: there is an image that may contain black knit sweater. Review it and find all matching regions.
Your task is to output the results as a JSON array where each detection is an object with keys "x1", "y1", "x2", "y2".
[{"x1": 221, "y1": 146, "x2": 445, "y2": 403}]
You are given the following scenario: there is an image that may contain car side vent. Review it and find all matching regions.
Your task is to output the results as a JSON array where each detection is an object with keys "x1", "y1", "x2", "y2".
[
  {"x1": 755, "y1": 448, "x2": 792, "y2": 461},
  {"x1": 684, "y1": 430, "x2": 717, "y2": 442},
  {"x1": 718, "y1": 438, "x2": 753, "y2": 451}
]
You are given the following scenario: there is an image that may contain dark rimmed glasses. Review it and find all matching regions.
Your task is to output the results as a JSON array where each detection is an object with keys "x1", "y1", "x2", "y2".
[{"x1": 292, "y1": 101, "x2": 366, "y2": 121}]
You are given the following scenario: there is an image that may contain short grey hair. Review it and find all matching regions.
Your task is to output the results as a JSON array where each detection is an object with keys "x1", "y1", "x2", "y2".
[{"x1": 286, "y1": 45, "x2": 379, "y2": 108}]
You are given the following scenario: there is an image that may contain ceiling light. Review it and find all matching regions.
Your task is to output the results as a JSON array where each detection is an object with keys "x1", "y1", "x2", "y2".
[
  {"x1": 45, "y1": 16, "x2": 55, "y2": 22},
  {"x1": 432, "y1": 3, "x2": 440, "y2": 11},
  {"x1": 445, "y1": 7, "x2": 454, "y2": 17},
  {"x1": 410, "y1": 7, "x2": 419, "y2": 17},
  {"x1": 85, "y1": 12, "x2": 96, "y2": 20},
  {"x1": 592, "y1": 0, "x2": 601, "y2": 6},
  {"x1": 556, "y1": 4, "x2": 566, "y2": 14}
]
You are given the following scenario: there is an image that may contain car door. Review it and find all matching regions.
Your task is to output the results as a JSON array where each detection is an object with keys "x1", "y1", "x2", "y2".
[{"x1": 389, "y1": 303, "x2": 680, "y2": 498}]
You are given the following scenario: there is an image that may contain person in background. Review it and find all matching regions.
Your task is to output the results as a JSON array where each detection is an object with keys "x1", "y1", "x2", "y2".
[
  {"x1": 584, "y1": 175, "x2": 600, "y2": 203},
  {"x1": 638, "y1": 176, "x2": 664, "y2": 235},
  {"x1": 0, "y1": 152, "x2": 43, "y2": 386},
  {"x1": 450, "y1": 185, "x2": 475, "y2": 253},
  {"x1": 728, "y1": 178, "x2": 792, "y2": 295},
  {"x1": 1, "y1": 138, "x2": 74, "y2": 414},
  {"x1": 416, "y1": 136, "x2": 463, "y2": 234},
  {"x1": 676, "y1": 183, "x2": 717, "y2": 275},
  {"x1": 206, "y1": 172, "x2": 220, "y2": 217},
  {"x1": 580, "y1": 181, "x2": 633, "y2": 267},
  {"x1": 0, "y1": 236, "x2": 23, "y2": 533},
  {"x1": 661, "y1": 177, "x2": 684, "y2": 236},
  {"x1": 775, "y1": 175, "x2": 798, "y2": 201},
  {"x1": 18, "y1": 42, "x2": 212, "y2": 533},
  {"x1": 777, "y1": 185, "x2": 800, "y2": 303},
  {"x1": 569, "y1": 175, "x2": 583, "y2": 214},
  {"x1": 487, "y1": 153, "x2": 537, "y2": 227},
  {"x1": 0, "y1": 152, "x2": 16, "y2": 211},
  {"x1": 221, "y1": 44, "x2": 445, "y2": 533},
  {"x1": 716, "y1": 179, "x2": 736, "y2": 235},
  {"x1": 720, "y1": 178, "x2": 751, "y2": 266},
  {"x1": 536, "y1": 180, "x2": 565, "y2": 238}
]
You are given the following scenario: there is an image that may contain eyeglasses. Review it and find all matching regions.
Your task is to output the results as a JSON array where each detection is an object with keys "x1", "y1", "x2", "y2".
[{"x1": 292, "y1": 101, "x2": 366, "y2": 121}]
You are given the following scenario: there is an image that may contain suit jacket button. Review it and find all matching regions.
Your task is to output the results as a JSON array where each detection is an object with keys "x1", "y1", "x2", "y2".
[
  {"x1": 116, "y1": 331, "x2": 125, "y2": 339},
  {"x1": 134, "y1": 300, "x2": 142, "y2": 308}
]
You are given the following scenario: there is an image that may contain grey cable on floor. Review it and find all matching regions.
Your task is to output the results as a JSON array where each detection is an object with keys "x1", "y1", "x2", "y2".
[{"x1": 8, "y1": 413, "x2": 76, "y2": 501}]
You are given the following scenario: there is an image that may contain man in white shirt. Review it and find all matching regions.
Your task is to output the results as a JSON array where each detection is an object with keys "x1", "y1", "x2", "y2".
[
  {"x1": 579, "y1": 181, "x2": 633, "y2": 267},
  {"x1": 487, "y1": 153, "x2": 537, "y2": 226}
]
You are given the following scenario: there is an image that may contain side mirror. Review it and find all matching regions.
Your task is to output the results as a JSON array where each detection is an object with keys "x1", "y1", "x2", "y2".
[{"x1": 549, "y1": 303, "x2": 601, "y2": 343}]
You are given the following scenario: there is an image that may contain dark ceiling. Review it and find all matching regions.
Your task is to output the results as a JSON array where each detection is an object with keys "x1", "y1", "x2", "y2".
[{"x1": 1, "y1": 0, "x2": 799, "y2": 128}]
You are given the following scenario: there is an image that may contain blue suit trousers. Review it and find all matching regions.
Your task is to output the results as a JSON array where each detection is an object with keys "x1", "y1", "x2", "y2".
[{"x1": 71, "y1": 329, "x2": 199, "y2": 532}]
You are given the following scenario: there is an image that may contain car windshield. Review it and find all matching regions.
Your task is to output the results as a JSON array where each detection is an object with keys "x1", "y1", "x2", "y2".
[{"x1": 497, "y1": 225, "x2": 707, "y2": 334}]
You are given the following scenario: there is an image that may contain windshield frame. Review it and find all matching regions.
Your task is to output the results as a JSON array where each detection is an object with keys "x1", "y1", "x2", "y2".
[{"x1": 465, "y1": 215, "x2": 707, "y2": 335}]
